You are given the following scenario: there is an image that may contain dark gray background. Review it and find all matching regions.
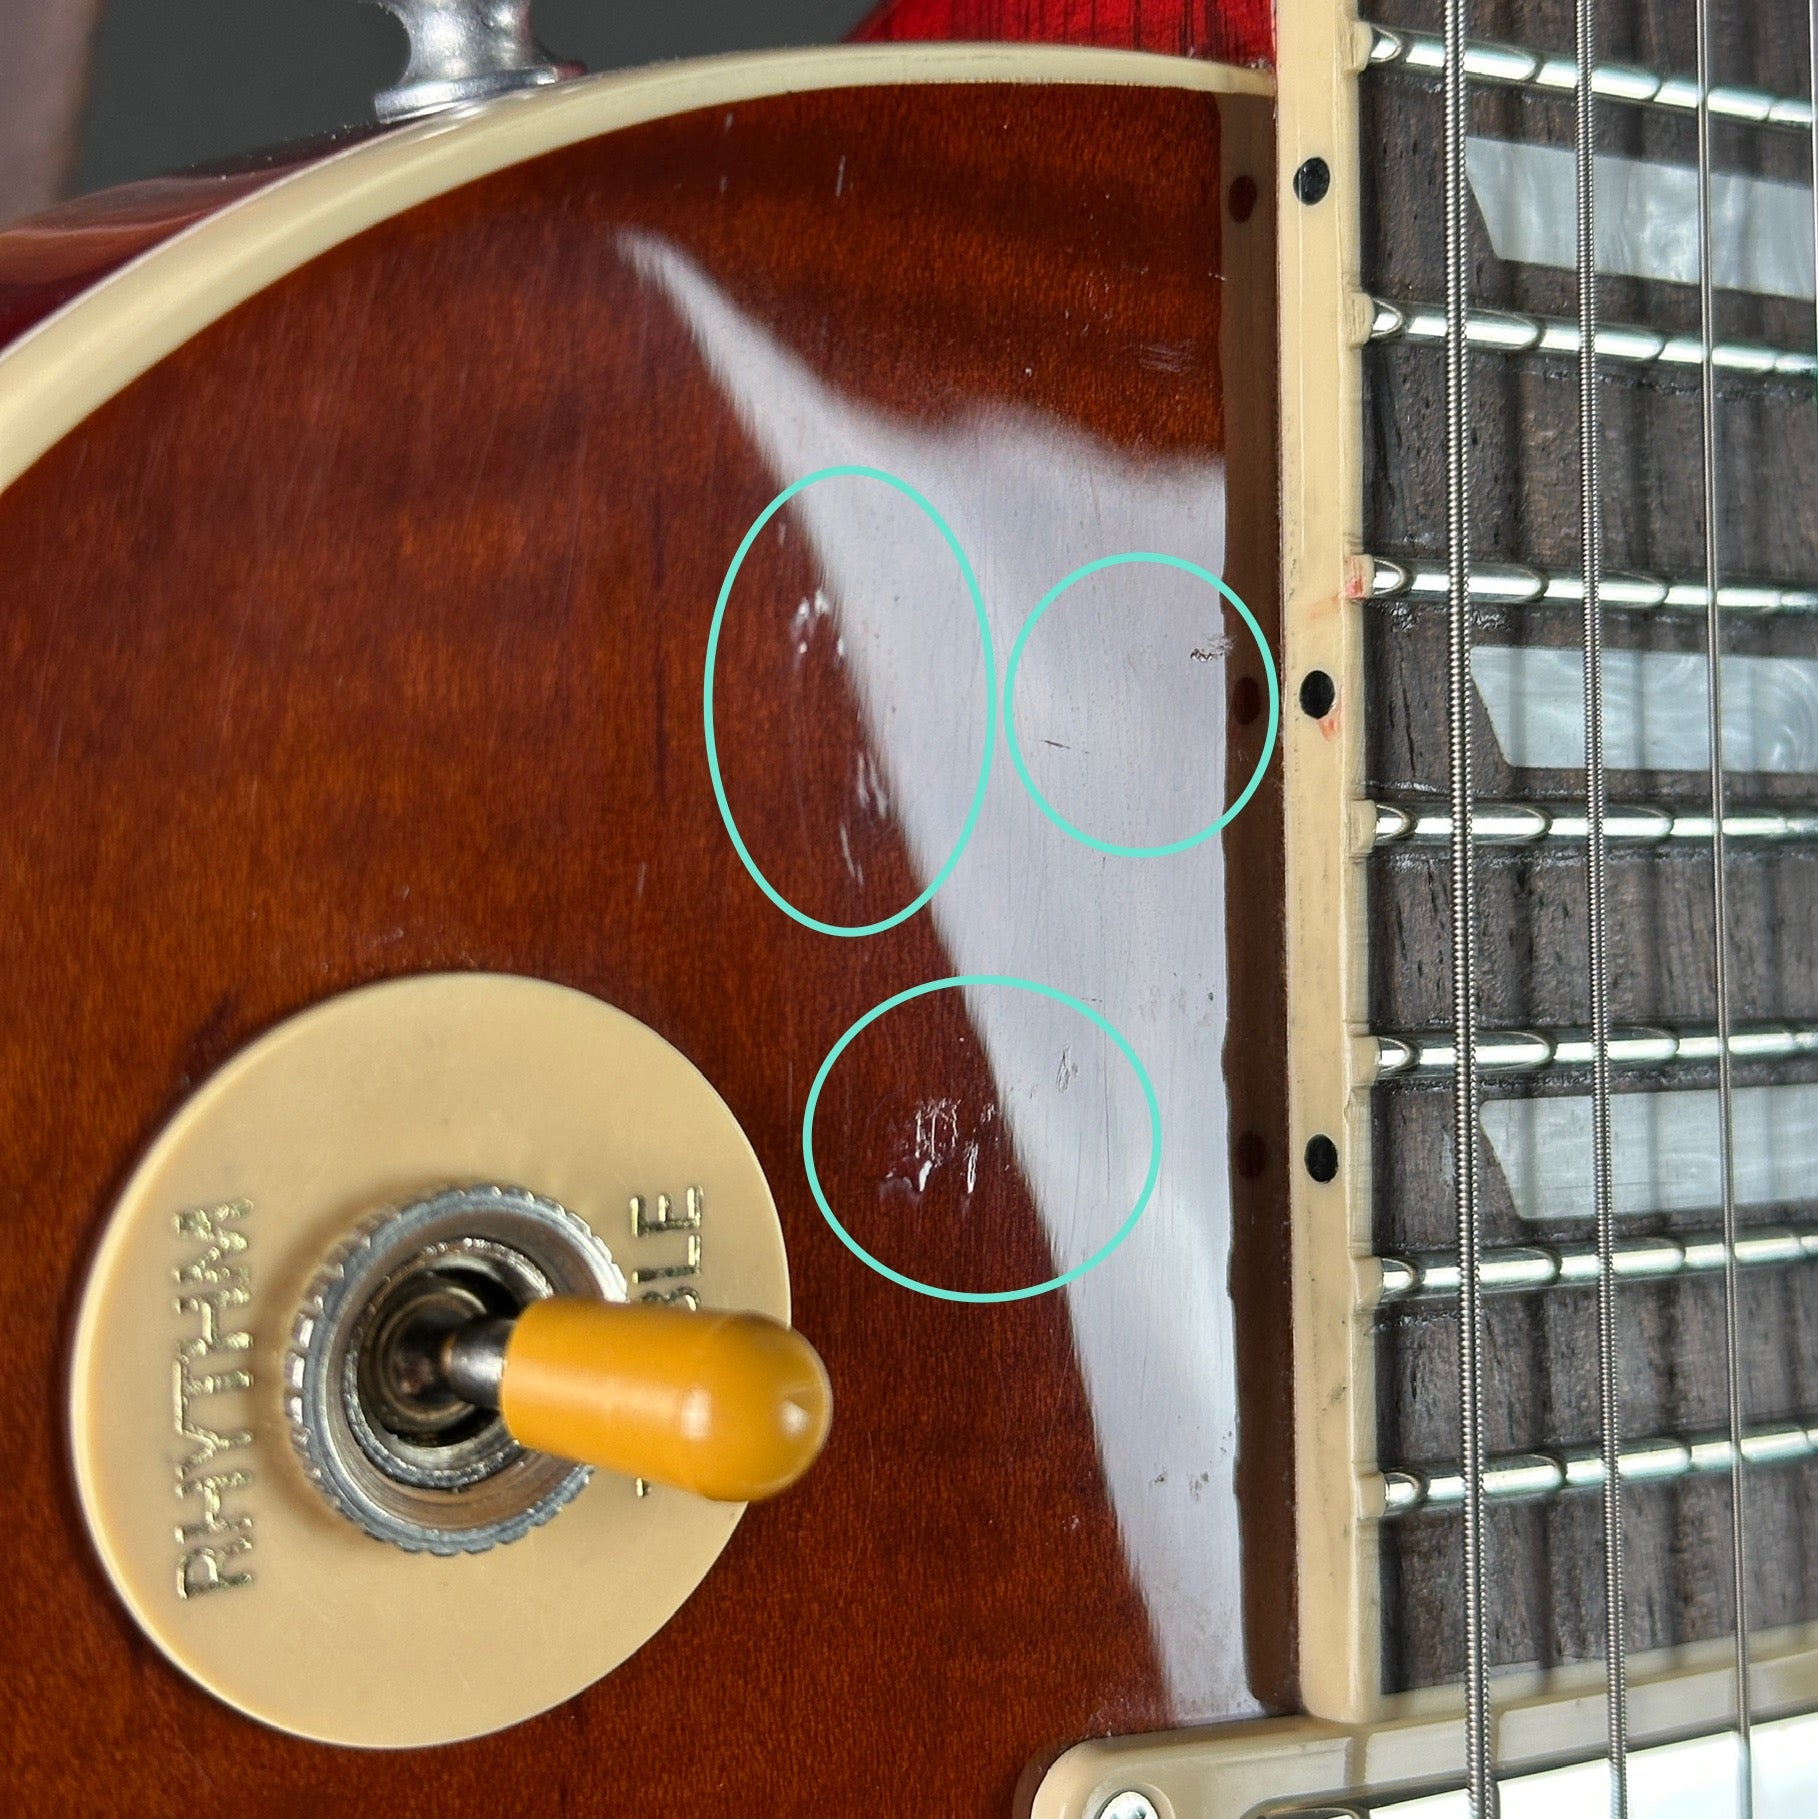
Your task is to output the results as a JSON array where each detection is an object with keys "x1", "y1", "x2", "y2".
[{"x1": 76, "y1": 0, "x2": 876, "y2": 193}]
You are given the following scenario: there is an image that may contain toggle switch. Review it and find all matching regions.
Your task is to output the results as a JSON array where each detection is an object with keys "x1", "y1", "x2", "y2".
[
  {"x1": 284, "y1": 1181, "x2": 830, "y2": 1552},
  {"x1": 448, "y1": 1298, "x2": 831, "y2": 1501},
  {"x1": 71, "y1": 972, "x2": 814, "y2": 1747}
]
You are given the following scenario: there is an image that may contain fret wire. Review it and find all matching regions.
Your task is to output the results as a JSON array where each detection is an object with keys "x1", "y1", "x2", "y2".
[
  {"x1": 1363, "y1": 552, "x2": 1818, "y2": 614},
  {"x1": 1375, "y1": 1019, "x2": 1818, "y2": 1078},
  {"x1": 1376, "y1": 1222, "x2": 1818, "y2": 1305},
  {"x1": 1572, "y1": 0, "x2": 1629, "y2": 1800},
  {"x1": 1378, "y1": 1417, "x2": 1818, "y2": 1517},
  {"x1": 1366, "y1": 295, "x2": 1818, "y2": 378},
  {"x1": 1366, "y1": 23, "x2": 1816, "y2": 129},
  {"x1": 1693, "y1": 0, "x2": 1755, "y2": 1805},
  {"x1": 1442, "y1": 0, "x2": 1496, "y2": 1806},
  {"x1": 1371, "y1": 800, "x2": 1818, "y2": 847}
]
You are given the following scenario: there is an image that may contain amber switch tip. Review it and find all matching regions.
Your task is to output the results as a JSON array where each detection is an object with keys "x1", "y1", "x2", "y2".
[{"x1": 470, "y1": 1297, "x2": 831, "y2": 1502}]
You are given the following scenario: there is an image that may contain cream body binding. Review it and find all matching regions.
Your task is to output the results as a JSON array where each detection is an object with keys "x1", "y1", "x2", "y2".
[{"x1": 5, "y1": 27, "x2": 1791, "y2": 1815}]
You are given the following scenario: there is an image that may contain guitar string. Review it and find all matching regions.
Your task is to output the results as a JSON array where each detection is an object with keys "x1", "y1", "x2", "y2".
[
  {"x1": 1443, "y1": 0, "x2": 1495, "y2": 1810},
  {"x1": 1572, "y1": 0, "x2": 1629, "y2": 1807},
  {"x1": 1693, "y1": 0, "x2": 1754, "y2": 1810},
  {"x1": 1805, "y1": 11, "x2": 1818, "y2": 1796}
]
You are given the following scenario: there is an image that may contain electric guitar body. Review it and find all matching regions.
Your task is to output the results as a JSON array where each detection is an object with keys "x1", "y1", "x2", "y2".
[{"x1": 3, "y1": 3, "x2": 1816, "y2": 1814}]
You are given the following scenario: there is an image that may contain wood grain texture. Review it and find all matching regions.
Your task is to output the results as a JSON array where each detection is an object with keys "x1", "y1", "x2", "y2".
[
  {"x1": 0, "y1": 82, "x2": 1285, "y2": 1811},
  {"x1": 1360, "y1": 0, "x2": 1818, "y2": 1691},
  {"x1": 0, "y1": 139, "x2": 381, "y2": 353},
  {"x1": 850, "y1": 0, "x2": 1274, "y2": 68}
]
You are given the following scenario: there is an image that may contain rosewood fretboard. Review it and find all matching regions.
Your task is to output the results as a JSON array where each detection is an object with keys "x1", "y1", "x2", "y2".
[{"x1": 1360, "y1": 0, "x2": 1818, "y2": 1692}]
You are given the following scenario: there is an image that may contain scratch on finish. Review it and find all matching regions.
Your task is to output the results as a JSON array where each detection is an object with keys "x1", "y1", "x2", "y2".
[{"x1": 625, "y1": 230, "x2": 1248, "y2": 1719}]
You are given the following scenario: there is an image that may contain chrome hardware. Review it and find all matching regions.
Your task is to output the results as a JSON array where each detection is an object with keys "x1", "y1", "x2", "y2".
[
  {"x1": 1366, "y1": 24, "x2": 1814, "y2": 129},
  {"x1": 1379, "y1": 1419, "x2": 1818, "y2": 1517},
  {"x1": 441, "y1": 1315, "x2": 513, "y2": 1408},
  {"x1": 1375, "y1": 1222, "x2": 1818, "y2": 1304},
  {"x1": 1375, "y1": 1021, "x2": 1818, "y2": 1078},
  {"x1": 366, "y1": 1, "x2": 582, "y2": 124},
  {"x1": 285, "y1": 1184, "x2": 625, "y2": 1554},
  {"x1": 1366, "y1": 292, "x2": 1817, "y2": 378},
  {"x1": 1098, "y1": 1796, "x2": 1163, "y2": 1819},
  {"x1": 1363, "y1": 551, "x2": 1818, "y2": 615},
  {"x1": 1371, "y1": 798, "x2": 1818, "y2": 846}
]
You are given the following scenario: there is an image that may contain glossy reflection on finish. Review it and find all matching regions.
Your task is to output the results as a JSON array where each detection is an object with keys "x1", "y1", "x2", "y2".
[
  {"x1": 805, "y1": 972, "x2": 1162, "y2": 1301},
  {"x1": 635, "y1": 227, "x2": 1257, "y2": 1710},
  {"x1": 708, "y1": 463, "x2": 994, "y2": 935},
  {"x1": 0, "y1": 77, "x2": 1283, "y2": 1813}
]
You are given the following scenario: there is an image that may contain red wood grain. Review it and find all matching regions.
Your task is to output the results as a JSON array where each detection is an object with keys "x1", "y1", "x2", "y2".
[
  {"x1": 0, "y1": 167, "x2": 307, "y2": 352},
  {"x1": 851, "y1": 0, "x2": 1275, "y2": 68},
  {"x1": 0, "y1": 80, "x2": 1286, "y2": 1813}
]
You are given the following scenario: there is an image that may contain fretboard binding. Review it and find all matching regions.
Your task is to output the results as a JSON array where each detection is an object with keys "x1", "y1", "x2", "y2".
[
  {"x1": 1380, "y1": 1420, "x2": 1818, "y2": 1516},
  {"x1": 1376, "y1": 1221, "x2": 1818, "y2": 1304},
  {"x1": 1375, "y1": 1022, "x2": 1818, "y2": 1077},
  {"x1": 1372, "y1": 799, "x2": 1818, "y2": 846},
  {"x1": 1368, "y1": 295, "x2": 1817, "y2": 378},
  {"x1": 1365, "y1": 552, "x2": 1818, "y2": 615},
  {"x1": 1366, "y1": 23, "x2": 1815, "y2": 129}
]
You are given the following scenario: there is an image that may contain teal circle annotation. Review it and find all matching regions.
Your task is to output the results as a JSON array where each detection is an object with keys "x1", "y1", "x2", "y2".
[
  {"x1": 1002, "y1": 552, "x2": 1280, "y2": 858},
  {"x1": 802, "y1": 975, "x2": 1163, "y2": 1303},
  {"x1": 704, "y1": 465, "x2": 995, "y2": 937}
]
